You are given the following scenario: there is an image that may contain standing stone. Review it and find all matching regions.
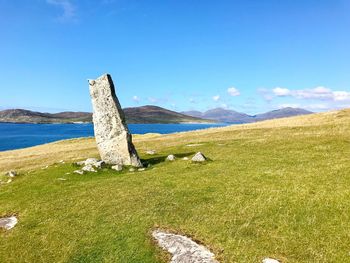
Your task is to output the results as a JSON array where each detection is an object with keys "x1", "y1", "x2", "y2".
[{"x1": 89, "y1": 74, "x2": 142, "y2": 167}]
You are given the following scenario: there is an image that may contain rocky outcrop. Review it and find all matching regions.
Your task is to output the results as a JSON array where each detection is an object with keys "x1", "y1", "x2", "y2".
[
  {"x1": 89, "y1": 74, "x2": 142, "y2": 167},
  {"x1": 152, "y1": 230, "x2": 218, "y2": 263}
]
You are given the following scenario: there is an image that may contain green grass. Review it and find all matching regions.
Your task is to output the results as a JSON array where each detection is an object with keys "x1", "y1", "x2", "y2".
[{"x1": 1, "y1": 110, "x2": 350, "y2": 262}]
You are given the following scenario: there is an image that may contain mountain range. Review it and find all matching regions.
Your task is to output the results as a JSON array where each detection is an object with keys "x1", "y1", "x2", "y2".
[
  {"x1": 182, "y1": 107, "x2": 312, "y2": 123},
  {"x1": 0, "y1": 106, "x2": 214, "y2": 124},
  {"x1": 0, "y1": 106, "x2": 312, "y2": 124}
]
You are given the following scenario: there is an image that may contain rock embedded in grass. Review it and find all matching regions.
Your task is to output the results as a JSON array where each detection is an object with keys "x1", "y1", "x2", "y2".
[
  {"x1": 74, "y1": 170, "x2": 84, "y2": 175},
  {"x1": 77, "y1": 158, "x2": 105, "y2": 169},
  {"x1": 6, "y1": 171, "x2": 17, "y2": 177},
  {"x1": 152, "y1": 230, "x2": 218, "y2": 263},
  {"x1": 112, "y1": 165, "x2": 123, "y2": 171},
  {"x1": 82, "y1": 165, "x2": 97, "y2": 173},
  {"x1": 84, "y1": 158, "x2": 99, "y2": 165},
  {"x1": 263, "y1": 258, "x2": 280, "y2": 263},
  {"x1": 0, "y1": 216, "x2": 18, "y2": 230},
  {"x1": 166, "y1": 155, "x2": 176, "y2": 161},
  {"x1": 146, "y1": 150, "x2": 156, "y2": 155},
  {"x1": 192, "y1": 152, "x2": 207, "y2": 162}
]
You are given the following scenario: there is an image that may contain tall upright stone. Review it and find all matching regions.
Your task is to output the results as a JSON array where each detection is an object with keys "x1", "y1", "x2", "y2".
[{"x1": 88, "y1": 74, "x2": 142, "y2": 167}]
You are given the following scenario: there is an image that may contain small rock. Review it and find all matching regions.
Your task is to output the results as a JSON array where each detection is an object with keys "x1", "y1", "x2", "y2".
[
  {"x1": 85, "y1": 158, "x2": 99, "y2": 165},
  {"x1": 65, "y1": 172, "x2": 71, "y2": 175},
  {"x1": 57, "y1": 178, "x2": 67, "y2": 181},
  {"x1": 82, "y1": 165, "x2": 97, "y2": 173},
  {"x1": 41, "y1": 165, "x2": 49, "y2": 170},
  {"x1": 263, "y1": 258, "x2": 280, "y2": 263},
  {"x1": 6, "y1": 171, "x2": 17, "y2": 177},
  {"x1": 129, "y1": 168, "x2": 135, "y2": 172},
  {"x1": 186, "y1": 143, "x2": 203, "y2": 147},
  {"x1": 74, "y1": 170, "x2": 84, "y2": 175},
  {"x1": 0, "y1": 216, "x2": 18, "y2": 230},
  {"x1": 192, "y1": 152, "x2": 207, "y2": 162},
  {"x1": 77, "y1": 158, "x2": 104, "y2": 169},
  {"x1": 146, "y1": 150, "x2": 156, "y2": 155},
  {"x1": 59, "y1": 160, "x2": 65, "y2": 164},
  {"x1": 112, "y1": 165, "x2": 123, "y2": 171},
  {"x1": 183, "y1": 157, "x2": 189, "y2": 160},
  {"x1": 166, "y1": 155, "x2": 176, "y2": 161},
  {"x1": 7, "y1": 179, "x2": 12, "y2": 184},
  {"x1": 94, "y1": 160, "x2": 105, "y2": 168},
  {"x1": 138, "y1": 168, "x2": 146, "y2": 171}
]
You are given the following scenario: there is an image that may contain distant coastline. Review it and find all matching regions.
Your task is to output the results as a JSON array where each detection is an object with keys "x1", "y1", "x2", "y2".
[{"x1": 0, "y1": 105, "x2": 313, "y2": 125}]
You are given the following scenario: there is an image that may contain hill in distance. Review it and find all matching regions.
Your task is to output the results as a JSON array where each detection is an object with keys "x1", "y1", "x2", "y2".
[
  {"x1": 0, "y1": 106, "x2": 214, "y2": 124},
  {"x1": 0, "y1": 106, "x2": 312, "y2": 124},
  {"x1": 182, "y1": 107, "x2": 312, "y2": 123}
]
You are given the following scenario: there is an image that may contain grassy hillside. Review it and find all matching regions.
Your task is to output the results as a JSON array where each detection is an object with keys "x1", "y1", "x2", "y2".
[{"x1": 0, "y1": 109, "x2": 349, "y2": 262}]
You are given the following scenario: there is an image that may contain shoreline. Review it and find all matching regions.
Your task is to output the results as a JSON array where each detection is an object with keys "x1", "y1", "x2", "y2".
[{"x1": 0, "y1": 121, "x2": 220, "y2": 125}]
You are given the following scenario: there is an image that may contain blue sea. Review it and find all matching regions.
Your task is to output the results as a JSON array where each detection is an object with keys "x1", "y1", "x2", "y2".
[{"x1": 0, "y1": 123, "x2": 229, "y2": 151}]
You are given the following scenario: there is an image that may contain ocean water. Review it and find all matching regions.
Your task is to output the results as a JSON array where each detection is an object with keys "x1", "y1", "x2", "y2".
[{"x1": 0, "y1": 123, "x2": 229, "y2": 151}]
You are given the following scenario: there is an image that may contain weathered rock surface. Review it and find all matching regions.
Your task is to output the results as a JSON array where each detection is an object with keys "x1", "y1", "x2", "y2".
[
  {"x1": 166, "y1": 155, "x2": 176, "y2": 161},
  {"x1": 262, "y1": 258, "x2": 280, "y2": 263},
  {"x1": 112, "y1": 165, "x2": 123, "y2": 171},
  {"x1": 82, "y1": 165, "x2": 97, "y2": 173},
  {"x1": 89, "y1": 74, "x2": 142, "y2": 167},
  {"x1": 84, "y1": 158, "x2": 99, "y2": 165},
  {"x1": 0, "y1": 216, "x2": 18, "y2": 230},
  {"x1": 77, "y1": 158, "x2": 104, "y2": 168},
  {"x1": 6, "y1": 171, "x2": 17, "y2": 177},
  {"x1": 74, "y1": 170, "x2": 84, "y2": 175},
  {"x1": 152, "y1": 230, "x2": 218, "y2": 263},
  {"x1": 192, "y1": 152, "x2": 207, "y2": 162}
]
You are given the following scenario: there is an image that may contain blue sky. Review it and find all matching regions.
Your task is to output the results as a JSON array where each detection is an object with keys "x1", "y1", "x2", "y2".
[{"x1": 0, "y1": 0, "x2": 349, "y2": 114}]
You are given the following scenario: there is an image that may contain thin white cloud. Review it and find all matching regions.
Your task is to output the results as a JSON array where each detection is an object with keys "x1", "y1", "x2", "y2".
[
  {"x1": 132, "y1": 96, "x2": 140, "y2": 103},
  {"x1": 273, "y1": 87, "x2": 290, "y2": 96},
  {"x1": 278, "y1": 103, "x2": 300, "y2": 109},
  {"x1": 213, "y1": 95, "x2": 220, "y2": 102},
  {"x1": 148, "y1": 97, "x2": 158, "y2": 103},
  {"x1": 257, "y1": 88, "x2": 273, "y2": 102},
  {"x1": 47, "y1": 0, "x2": 76, "y2": 22},
  {"x1": 272, "y1": 86, "x2": 350, "y2": 102},
  {"x1": 227, "y1": 87, "x2": 240, "y2": 96},
  {"x1": 189, "y1": 98, "x2": 196, "y2": 104}
]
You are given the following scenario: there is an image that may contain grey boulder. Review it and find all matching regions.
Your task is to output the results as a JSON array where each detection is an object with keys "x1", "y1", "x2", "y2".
[{"x1": 192, "y1": 152, "x2": 207, "y2": 162}]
